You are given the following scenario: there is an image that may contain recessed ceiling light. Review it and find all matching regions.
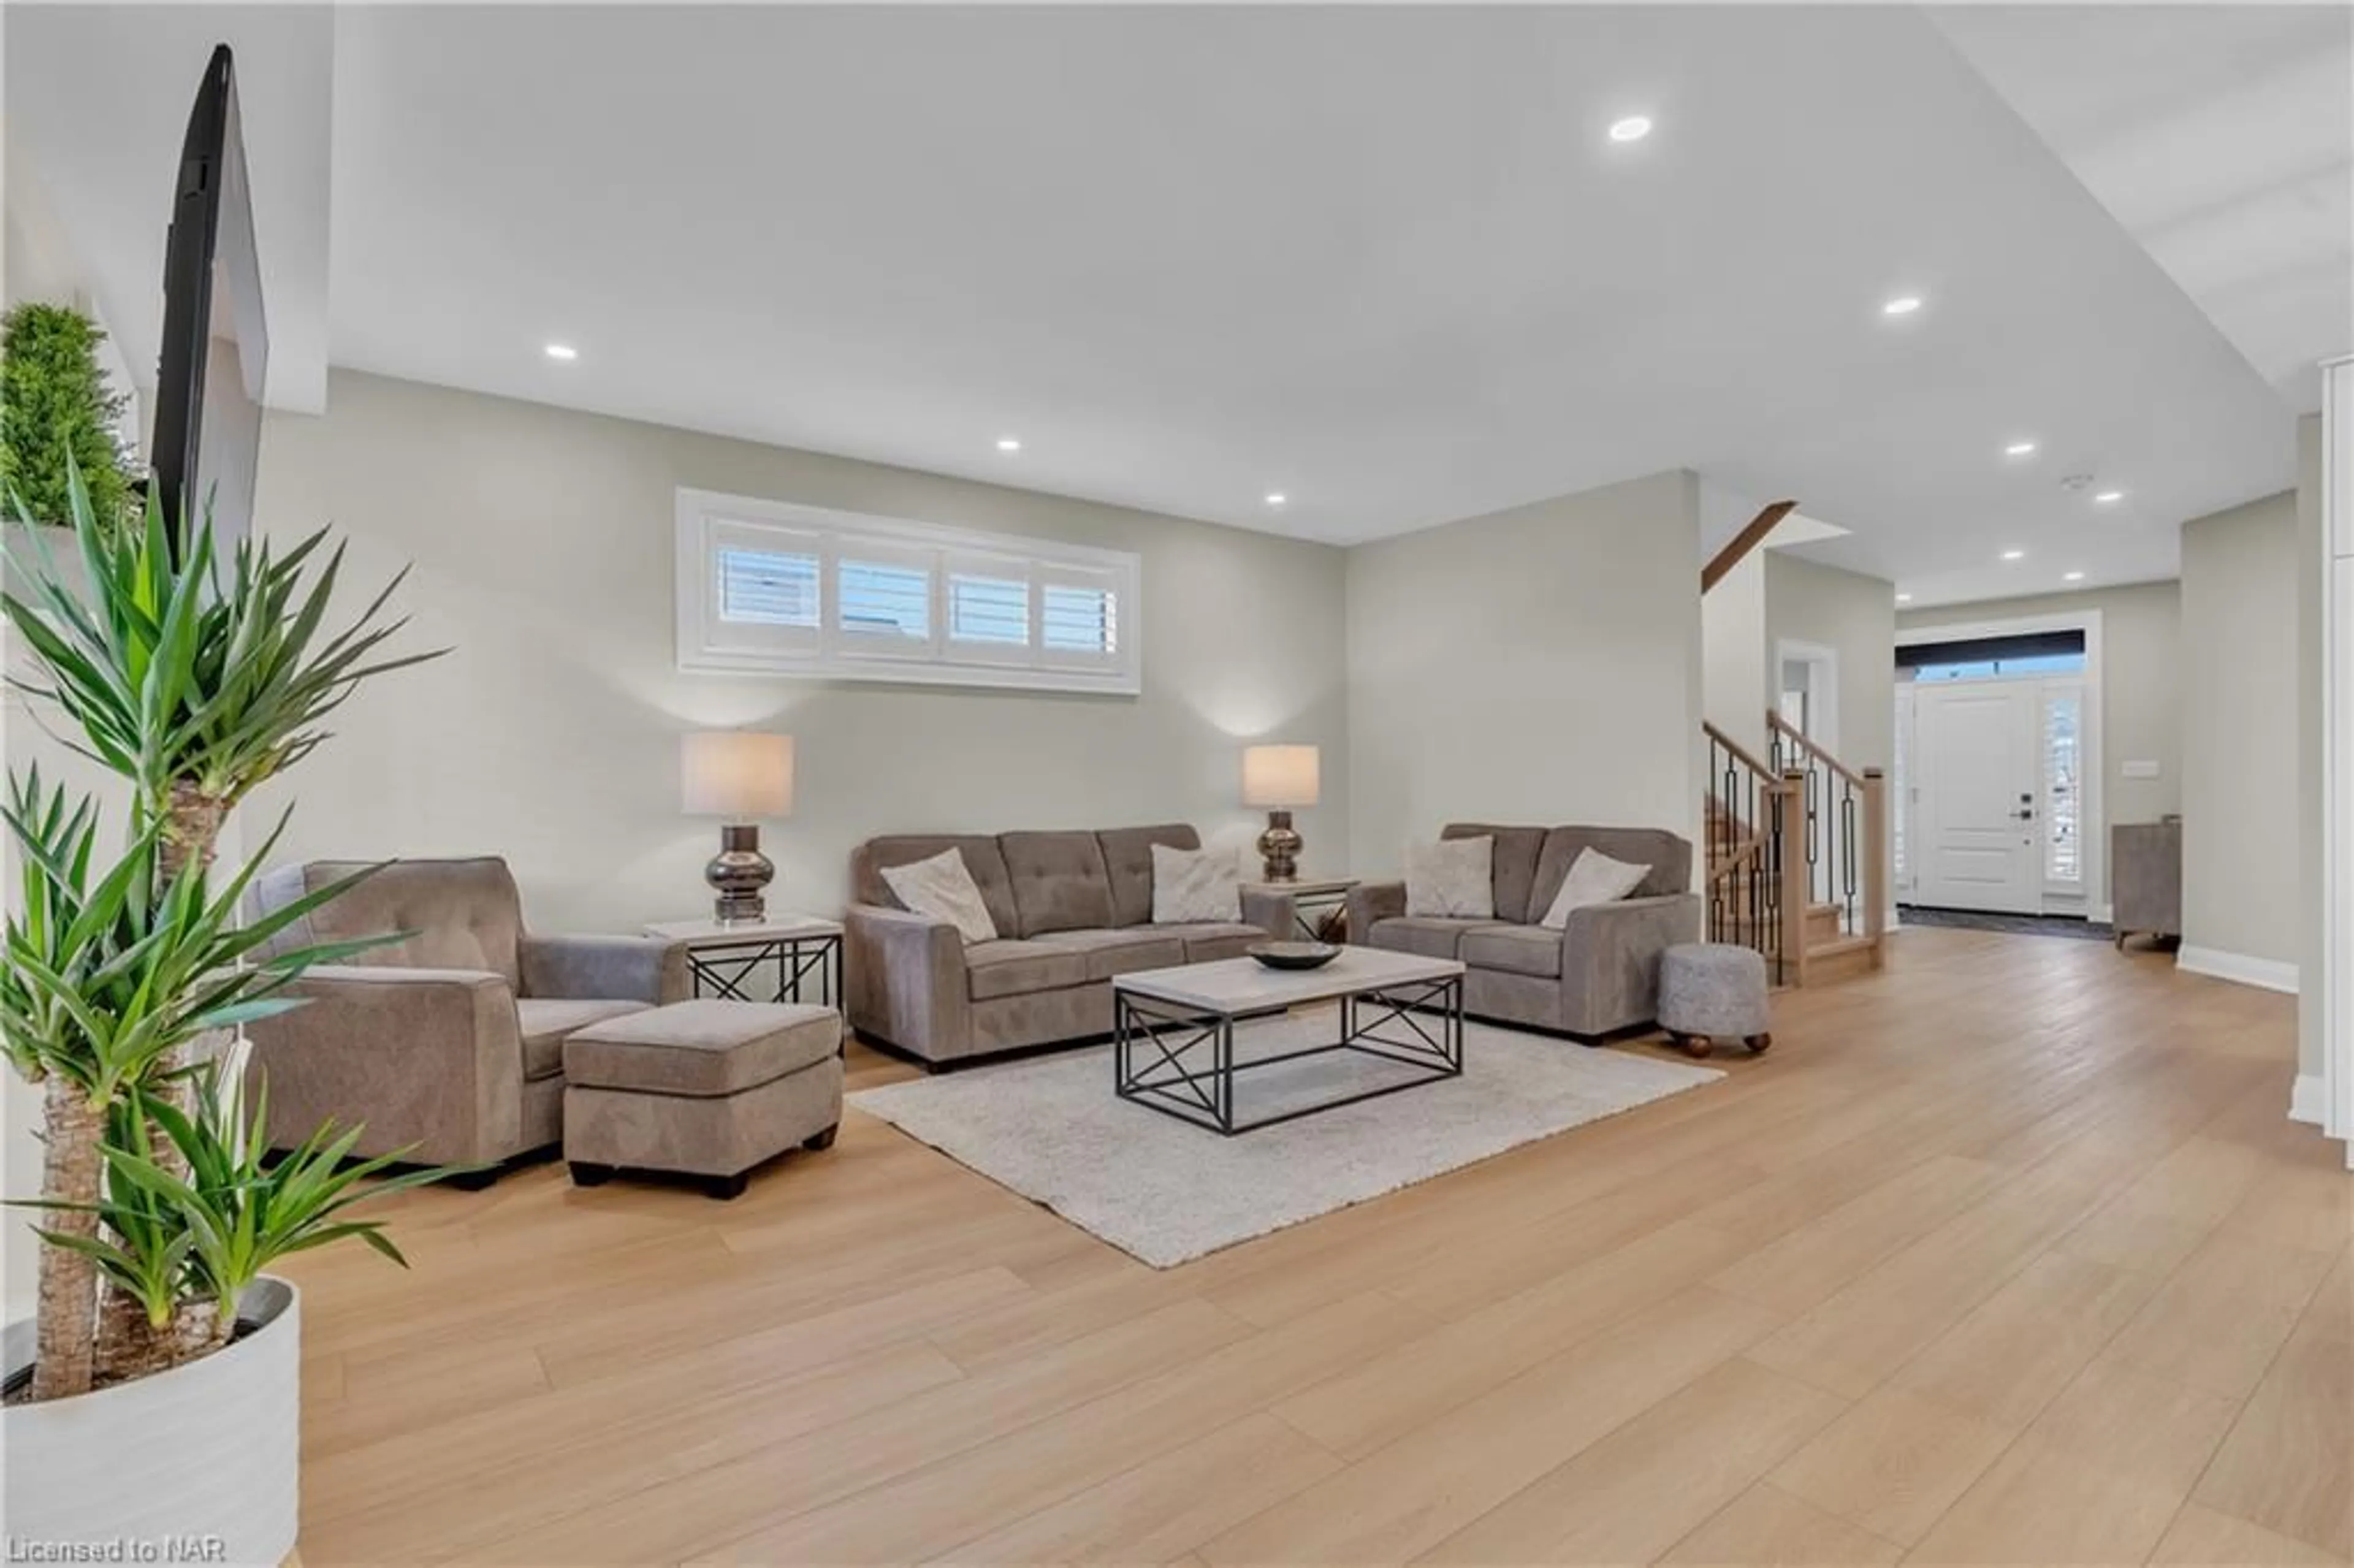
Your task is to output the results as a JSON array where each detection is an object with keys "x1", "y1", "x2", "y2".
[
  {"x1": 2005, "y1": 441, "x2": 2038, "y2": 457},
  {"x1": 544, "y1": 343, "x2": 579, "y2": 361},
  {"x1": 1265, "y1": 492, "x2": 1288, "y2": 507},
  {"x1": 2094, "y1": 489, "x2": 2124, "y2": 504},
  {"x1": 2064, "y1": 571, "x2": 2085, "y2": 582},
  {"x1": 996, "y1": 437, "x2": 1021, "y2": 452},
  {"x1": 1607, "y1": 115, "x2": 1653, "y2": 143},
  {"x1": 1895, "y1": 592, "x2": 1913, "y2": 603},
  {"x1": 1882, "y1": 295, "x2": 1924, "y2": 317},
  {"x1": 2002, "y1": 549, "x2": 2025, "y2": 561}
]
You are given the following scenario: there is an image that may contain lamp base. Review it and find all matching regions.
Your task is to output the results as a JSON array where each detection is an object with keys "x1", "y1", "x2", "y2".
[
  {"x1": 1256, "y1": 810, "x2": 1303, "y2": 883},
  {"x1": 706, "y1": 823, "x2": 775, "y2": 925}
]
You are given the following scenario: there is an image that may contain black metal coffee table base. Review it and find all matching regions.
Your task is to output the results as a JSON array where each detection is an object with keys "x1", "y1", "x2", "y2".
[{"x1": 1113, "y1": 974, "x2": 1463, "y2": 1136}]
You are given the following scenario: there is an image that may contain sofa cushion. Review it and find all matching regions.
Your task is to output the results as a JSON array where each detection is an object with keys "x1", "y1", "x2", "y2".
[
  {"x1": 1532, "y1": 828, "x2": 1693, "y2": 913},
  {"x1": 1442, "y1": 824, "x2": 1550, "y2": 925},
  {"x1": 1406, "y1": 837, "x2": 1495, "y2": 918},
  {"x1": 563, "y1": 1000, "x2": 841, "y2": 1097},
  {"x1": 1167, "y1": 922, "x2": 1268, "y2": 963},
  {"x1": 1365, "y1": 916, "x2": 1505, "y2": 961},
  {"x1": 1151, "y1": 842, "x2": 1241, "y2": 924},
  {"x1": 1030, "y1": 927, "x2": 1187, "y2": 980},
  {"x1": 517, "y1": 997, "x2": 652, "y2": 1079},
  {"x1": 965, "y1": 939, "x2": 1093, "y2": 1000},
  {"x1": 1001, "y1": 831, "x2": 1116, "y2": 937},
  {"x1": 854, "y1": 835, "x2": 1021, "y2": 940},
  {"x1": 880, "y1": 847, "x2": 1000, "y2": 944},
  {"x1": 1097, "y1": 824, "x2": 1200, "y2": 929},
  {"x1": 1460, "y1": 925, "x2": 1564, "y2": 979}
]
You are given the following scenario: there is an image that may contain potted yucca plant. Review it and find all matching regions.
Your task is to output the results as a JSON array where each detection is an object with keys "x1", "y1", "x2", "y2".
[{"x1": 1, "y1": 466, "x2": 446, "y2": 1562}]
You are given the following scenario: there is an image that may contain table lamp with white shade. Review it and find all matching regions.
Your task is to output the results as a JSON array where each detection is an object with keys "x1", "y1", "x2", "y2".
[
  {"x1": 1241, "y1": 743, "x2": 1319, "y2": 882},
  {"x1": 682, "y1": 731, "x2": 794, "y2": 923}
]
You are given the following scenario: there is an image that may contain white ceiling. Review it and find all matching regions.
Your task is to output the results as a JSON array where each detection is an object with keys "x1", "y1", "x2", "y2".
[
  {"x1": 1933, "y1": 4, "x2": 2352, "y2": 416},
  {"x1": 9, "y1": 6, "x2": 2340, "y2": 611}
]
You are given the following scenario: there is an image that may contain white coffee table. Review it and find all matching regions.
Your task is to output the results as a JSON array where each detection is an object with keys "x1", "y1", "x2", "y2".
[{"x1": 1111, "y1": 946, "x2": 1465, "y2": 1135}]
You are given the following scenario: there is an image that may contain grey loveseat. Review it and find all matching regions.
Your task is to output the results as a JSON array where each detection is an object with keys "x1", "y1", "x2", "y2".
[
  {"x1": 846, "y1": 825, "x2": 1293, "y2": 1067},
  {"x1": 1346, "y1": 824, "x2": 1700, "y2": 1040},
  {"x1": 244, "y1": 858, "x2": 688, "y2": 1176}
]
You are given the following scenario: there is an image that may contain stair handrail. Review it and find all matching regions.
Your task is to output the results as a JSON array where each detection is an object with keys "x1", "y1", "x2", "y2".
[
  {"x1": 1767, "y1": 710, "x2": 1866, "y2": 787},
  {"x1": 1702, "y1": 719, "x2": 1779, "y2": 784}
]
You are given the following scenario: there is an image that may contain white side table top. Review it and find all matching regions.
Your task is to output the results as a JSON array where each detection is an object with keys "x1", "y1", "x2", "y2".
[
  {"x1": 1240, "y1": 877, "x2": 1360, "y2": 897},
  {"x1": 644, "y1": 914, "x2": 844, "y2": 945}
]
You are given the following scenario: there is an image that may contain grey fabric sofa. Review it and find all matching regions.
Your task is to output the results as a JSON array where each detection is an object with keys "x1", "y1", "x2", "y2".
[
  {"x1": 1346, "y1": 824, "x2": 1701, "y2": 1040},
  {"x1": 846, "y1": 825, "x2": 1294, "y2": 1067},
  {"x1": 244, "y1": 858, "x2": 690, "y2": 1174}
]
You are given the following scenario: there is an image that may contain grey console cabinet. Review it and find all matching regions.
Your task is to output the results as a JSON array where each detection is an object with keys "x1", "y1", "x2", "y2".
[{"x1": 2112, "y1": 820, "x2": 2182, "y2": 950}]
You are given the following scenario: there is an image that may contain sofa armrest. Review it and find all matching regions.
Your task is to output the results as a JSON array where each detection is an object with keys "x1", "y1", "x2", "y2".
[
  {"x1": 844, "y1": 904, "x2": 970, "y2": 1064},
  {"x1": 522, "y1": 934, "x2": 688, "y2": 1005},
  {"x1": 1558, "y1": 893, "x2": 1702, "y2": 1034},
  {"x1": 1240, "y1": 886, "x2": 1297, "y2": 941},
  {"x1": 1347, "y1": 881, "x2": 1407, "y2": 938},
  {"x1": 241, "y1": 966, "x2": 527, "y2": 1166}
]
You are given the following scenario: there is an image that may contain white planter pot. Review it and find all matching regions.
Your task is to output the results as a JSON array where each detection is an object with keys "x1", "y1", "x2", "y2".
[{"x1": 3, "y1": 1279, "x2": 299, "y2": 1567}]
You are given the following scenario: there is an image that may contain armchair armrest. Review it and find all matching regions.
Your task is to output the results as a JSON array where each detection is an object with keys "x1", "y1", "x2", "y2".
[
  {"x1": 1346, "y1": 881, "x2": 1407, "y2": 937},
  {"x1": 844, "y1": 904, "x2": 970, "y2": 1064},
  {"x1": 1240, "y1": 886, "x2": 1297, "y2": 940},
  {"x1": 1558, "y1": 893, "x2": 1702, "y2": 1035},
  {"x1": 522, "y1": 934, "x2": 688, "y2": 1005},
  {"x1": 241, "y1": 966, "x2": 527, "y2": 1166}
]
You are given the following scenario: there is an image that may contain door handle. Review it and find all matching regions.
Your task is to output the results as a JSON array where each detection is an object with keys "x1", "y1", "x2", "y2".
[{"x1": 2012, "y1": 809, "x2": 2035, "y2": 821}]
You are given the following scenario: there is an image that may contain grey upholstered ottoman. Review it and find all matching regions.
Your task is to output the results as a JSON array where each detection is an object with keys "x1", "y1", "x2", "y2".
[
  {"x1": 1658, "y1": 943, "x2": 1772, "y2": 1060},
  {"x1": 562, "y1": 1000, "x2": 844, "y2": 1198}
]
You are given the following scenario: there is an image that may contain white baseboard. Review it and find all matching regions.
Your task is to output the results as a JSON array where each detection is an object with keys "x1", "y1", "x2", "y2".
[
  {"x1": 2093, "y1": 902, "x2": 2113, "y2": 924},
  {"x1": 2289, "y1": 1073, "x2": 2328, "y2": 1127},
  {"x1": 2176, "y1": 946, "x2": 2301, "y2": 995}
]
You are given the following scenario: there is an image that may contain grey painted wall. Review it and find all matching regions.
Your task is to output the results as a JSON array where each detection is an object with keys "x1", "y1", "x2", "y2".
[
  {"x1": 246, "y1": 371, "x2": 1354, "y2": 929},
  {"x1": 2180, "y1": 489, "x2": 2303, "y2": 970},
  {"x1": 2297, "y1": 413, "x2": 2324, "y2": 1078},
  {"x1": 1345, "y1": 470, "x2": 1704, "y2": 877},
  {"x1": 1765, "y1": 552, "x2": 1896, "y2": 775}
]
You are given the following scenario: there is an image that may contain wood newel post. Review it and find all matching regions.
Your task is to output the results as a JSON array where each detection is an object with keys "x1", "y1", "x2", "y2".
[
  {"x1": 1778, "y1": 769, "x2": 1810, "y2": 987},
  {"x1": 1862, "y1": 767, "x2": 1888, "y2": 968}
]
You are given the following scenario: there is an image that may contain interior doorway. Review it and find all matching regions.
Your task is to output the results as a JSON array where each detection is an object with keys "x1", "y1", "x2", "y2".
[{"x1": 1776, "y1": 639, "x2": 1840, "y2": 753}]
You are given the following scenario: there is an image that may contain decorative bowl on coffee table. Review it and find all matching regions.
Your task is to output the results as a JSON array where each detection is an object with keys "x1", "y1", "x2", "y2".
[{"x1": 1248, "y1": 940, "x2": 1342, "y2": 971}]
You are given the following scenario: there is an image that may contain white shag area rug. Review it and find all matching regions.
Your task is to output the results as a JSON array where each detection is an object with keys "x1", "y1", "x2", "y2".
[{"x1": 848, "y1": 1007, "x2": 1723, "y2": 1268}]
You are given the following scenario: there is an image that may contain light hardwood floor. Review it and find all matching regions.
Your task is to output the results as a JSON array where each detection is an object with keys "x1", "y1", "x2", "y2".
[{"x1": 283, "y1": 927, "x2": 2352, "y2": 1566}]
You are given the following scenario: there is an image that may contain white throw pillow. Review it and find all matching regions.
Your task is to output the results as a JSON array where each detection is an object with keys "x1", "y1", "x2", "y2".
[
  {"x1": 1404, "y1": 836, "x2": 1495, "y2": 919},
  {"x1": 880, "y1": 848, "x2": 999, "y2": 944},
  {"x1": 1539, "y1": 847, "x2": 1652, "y2": 929},
  {"x1": 1150, "y1": 842, "x2": 1242, "y2": 924}
]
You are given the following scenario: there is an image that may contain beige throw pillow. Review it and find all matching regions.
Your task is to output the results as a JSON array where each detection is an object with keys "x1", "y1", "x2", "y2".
[
  {"x1": 1150, "y1": 842, "x2": 1242, "y2": 924},
  {"x1": 880, "y1": 848, "x2": 999, "y2": 944},
  {"x1": 1539, "y1": 847, "x2": 1651, "y2": 929},
  {"x1": 1404, "y1": 836, "x2": 1495, "y2": 919}
]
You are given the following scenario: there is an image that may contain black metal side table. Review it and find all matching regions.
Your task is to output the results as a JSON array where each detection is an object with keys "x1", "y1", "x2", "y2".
[{"x1": 643, "y1": 915, "x2": 845, "y2": 1008}]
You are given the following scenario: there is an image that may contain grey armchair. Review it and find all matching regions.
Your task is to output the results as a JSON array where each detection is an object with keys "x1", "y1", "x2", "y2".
[{"x1": 243, "y1": 858, "x2": 688, "y2": 1177}]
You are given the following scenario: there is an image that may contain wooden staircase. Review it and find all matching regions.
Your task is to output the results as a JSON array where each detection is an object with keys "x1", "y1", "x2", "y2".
[{"x1": 1703, "y1": 717, "x2": 1887, "y2": 988}]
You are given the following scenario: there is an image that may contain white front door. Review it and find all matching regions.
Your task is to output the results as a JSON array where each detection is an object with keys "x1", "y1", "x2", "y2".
[{"x1": 1915, "y1": 680, "x2": 2041, "y2": 913}]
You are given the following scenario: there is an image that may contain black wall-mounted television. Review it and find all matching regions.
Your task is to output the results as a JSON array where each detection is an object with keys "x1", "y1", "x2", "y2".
[{"x1": 150, "y1": 43, "x2": 267, "y2": 552}]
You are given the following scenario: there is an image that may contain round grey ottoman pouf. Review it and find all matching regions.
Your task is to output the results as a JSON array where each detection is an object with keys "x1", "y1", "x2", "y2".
[{"x1": 1658, "y1": 942, "x2": 1772, "y2": 1060}]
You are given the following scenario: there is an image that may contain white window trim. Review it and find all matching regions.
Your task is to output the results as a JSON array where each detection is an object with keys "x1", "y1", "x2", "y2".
[
  {"x1": 676, "y1": 488, "x2": 1142, "y2": 695},
  {"x1": 1897, "y1": 608, "x2": 2106, "y2": 920}
]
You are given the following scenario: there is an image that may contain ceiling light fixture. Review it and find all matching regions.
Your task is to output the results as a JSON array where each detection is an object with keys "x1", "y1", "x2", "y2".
[
  {"x1": 2064, "y1": 571, "x2": 2085, "y2": 582},
  {"x1": 1607, "y1": 115, "x2": 1653, "y2": 143},
  {"x1": 2094, "y1": 489, "x2": 2124, "y2": 504},
  {"x1": 1895, "y1": 592, "x2": 1913, "y2": 603},
  {"x1": 544, "y1": 343, "x2": 579, "y2": 361},
  {"x1": 1265, "y1": 492, "x2": 1288, "y2": 507},
  {"x1": 996, "y1": 437, "x2": 1021, "y2": 452},
  {"x1": 2005, "y1": 441, "x2": 2037, "y2": 457},
  {"x1": 1881, "y1": 295, "x2": 1924, "y2": 317},
  {"x1": 2002, "y1": 549, "x2": 2025, "y2": 561}
]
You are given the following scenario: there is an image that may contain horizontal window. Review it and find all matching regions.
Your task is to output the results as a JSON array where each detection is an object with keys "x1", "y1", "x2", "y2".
[{"x1": 675, "y1": 489, "x2": 1141, "y2": 693}]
